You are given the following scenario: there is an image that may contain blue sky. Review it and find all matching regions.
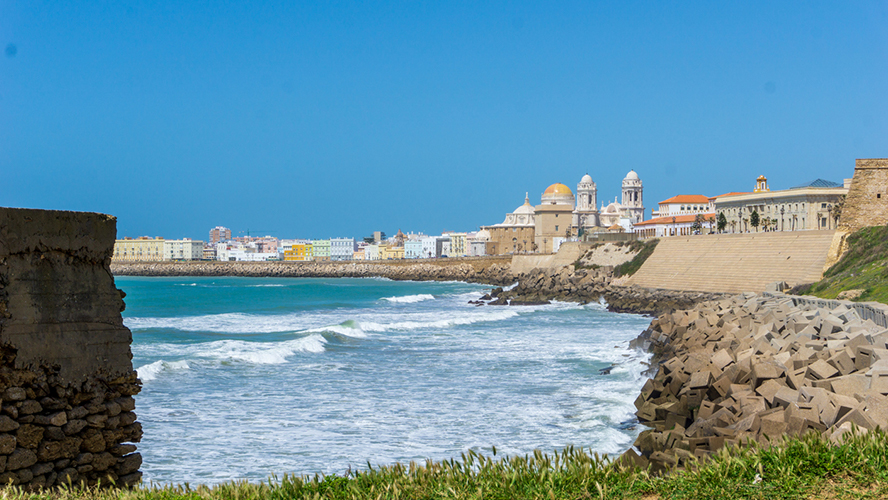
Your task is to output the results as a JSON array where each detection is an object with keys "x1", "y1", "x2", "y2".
[{"x1": 2, "y1": 2, "x2": 886, "y2": 240}]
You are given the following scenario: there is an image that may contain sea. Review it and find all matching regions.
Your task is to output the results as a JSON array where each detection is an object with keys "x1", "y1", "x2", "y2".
[{"x1": 118, "y1": 276, "x2": 653, "y2": 485}]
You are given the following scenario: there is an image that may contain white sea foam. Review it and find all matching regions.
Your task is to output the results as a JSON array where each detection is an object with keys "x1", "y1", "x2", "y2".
[
  {"x1": 360, "y1": 308, "x2": 521, "y2": 332},
  {"x1": 381, "y1": 294, "x2": 435, "y2": 304},
  {"x1": 125, "y1": 313, "x2": 312, "y2": 334},
  {"x1": 137, "y1": 360, "x2": 190, "y2": 382},
  {"x1": 303, "y1": 320, "x2": 368, "y2": 338},
  {"x1": 194, "y1": 335, "x2": 327, "y2": 364}
]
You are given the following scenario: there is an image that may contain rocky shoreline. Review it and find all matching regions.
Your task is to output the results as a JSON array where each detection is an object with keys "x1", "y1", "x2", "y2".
[{"x1": 489, "y1": 266, "x2": 727, "y2": 316}]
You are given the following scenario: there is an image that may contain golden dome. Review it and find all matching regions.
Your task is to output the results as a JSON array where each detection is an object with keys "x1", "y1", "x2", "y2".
[{"x1": 543, "y1": 183, "x2": 573, "y2": 196}]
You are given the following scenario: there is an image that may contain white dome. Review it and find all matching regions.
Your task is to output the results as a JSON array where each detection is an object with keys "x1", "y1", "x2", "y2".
[
  {"x1": 580, "y1": 174, "x2": 593, "y2": 184},
  {"x1": 625, "y1": 170, "x2": 639, "y2": 180},
  {"x1": 512, "y1": 193, "x2": 535, "y2": 215},
  {"x1": 475, "y1": 229, "x2": 490, "y2": 241},
  {"x1": 513, "y1": 204, "x2": 535, "y2": 215}
]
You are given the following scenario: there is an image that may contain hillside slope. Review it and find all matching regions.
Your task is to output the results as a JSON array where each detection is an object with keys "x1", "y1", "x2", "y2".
[{"x1": 793, "y1": 225, "x2": 888, "y2": 304}]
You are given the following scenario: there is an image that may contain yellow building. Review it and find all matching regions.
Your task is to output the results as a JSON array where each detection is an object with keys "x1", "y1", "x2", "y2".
[
  {"x1": 447, "y1": 233, "x2": 468, "y2": 257},
  {"x1": 535, "y1": 183, "x2": 576, "y2": 254},
  {"x1": 379, "y1": 244, "x2": 405, "y2": 260},
  {"x1": 284, "y1": 243, "x2": 313, "y2": 261},
  {"x1": 113, "y1": 237, "x2": 165, "y2": 262}
]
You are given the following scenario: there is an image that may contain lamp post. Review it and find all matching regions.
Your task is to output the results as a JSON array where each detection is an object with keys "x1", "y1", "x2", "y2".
[
  {"x1": 780, "y1": 207, "x2": 785, "y2": 231},
  {"x1": 827, "y1": 206, "x2": 833, "y2": 230},
  {"x1": 672, "y1": 216, "x2": 676, "y2": 237}
]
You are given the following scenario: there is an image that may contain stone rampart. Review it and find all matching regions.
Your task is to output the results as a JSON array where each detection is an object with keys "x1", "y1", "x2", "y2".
[{"x1": 0, "y1": 208, "x2": 141, "y2": 488}]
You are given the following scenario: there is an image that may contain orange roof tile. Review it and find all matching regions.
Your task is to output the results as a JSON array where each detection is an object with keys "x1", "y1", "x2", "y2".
[
  {"x1": 658, "y1": 195, "x2": 711, "y2": 204},
  {"x1": 710, "y1": 192, "x2": 751, "y2": 199},
  {"x1": 634, "y1": 213, "x2": 716, "y2": 226}
]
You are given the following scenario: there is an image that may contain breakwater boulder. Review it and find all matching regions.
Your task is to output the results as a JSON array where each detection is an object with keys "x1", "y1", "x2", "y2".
[
  {"x1": 0, "y1": 208, "x2": 142, "y2": 489},
  {"x1": 627, "y1": 292, "x2": 888, "y2": 473},
  {"x1": 111, "y1": 258, "x2": 515, "y2": 286}
]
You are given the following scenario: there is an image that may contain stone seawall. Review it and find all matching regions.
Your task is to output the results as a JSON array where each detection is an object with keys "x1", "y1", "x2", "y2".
[
  {"x1": 624, "y1": 292, "x2": 888, "y2": 473},
  {"x1": 111, "y1": 258, "x2": 515, "y2": 285},
  {"x1": 0, "y1": 208, "x2": 142, "y2": 489}
]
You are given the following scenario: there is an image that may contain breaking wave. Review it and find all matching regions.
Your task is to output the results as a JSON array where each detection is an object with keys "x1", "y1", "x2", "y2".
[
  {"x1": 381, "y1": 294, "x2": 435, "y2": 304},
  {"x1": 137, "y1": 360, "x2": 190, "y2": 382}
]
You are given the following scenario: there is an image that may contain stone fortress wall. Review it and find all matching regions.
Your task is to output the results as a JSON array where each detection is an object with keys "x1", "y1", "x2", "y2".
[
  {"x1": 825, "y1": 158, "x2": 888, "y2": 270},
  {"x1": 0, "y1": 207, "x2": 142, "y2": 488},
  {"x1": 839, "y1": 158, "x2": 888, "y2": 232}
]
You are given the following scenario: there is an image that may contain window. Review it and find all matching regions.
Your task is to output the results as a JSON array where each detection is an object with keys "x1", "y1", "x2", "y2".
[{"x1": 555, "y1": 225, "x2": 559, "y2": 231}]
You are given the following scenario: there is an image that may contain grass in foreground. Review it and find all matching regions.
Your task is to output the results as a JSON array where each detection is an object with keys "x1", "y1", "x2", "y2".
[
  {"x1": 9, "y1": 429, "x2": 888, "y2": 500},
  {"x1": 793, "y1": 225, "x2": 888, "y2": 304}
]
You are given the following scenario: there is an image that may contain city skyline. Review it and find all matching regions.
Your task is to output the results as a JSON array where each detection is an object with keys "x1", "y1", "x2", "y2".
[{"x1": 2, "y1": 2, "x2": 886, "y2": 239}]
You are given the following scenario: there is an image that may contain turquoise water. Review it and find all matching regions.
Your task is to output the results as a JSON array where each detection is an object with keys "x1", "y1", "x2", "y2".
[{"x1": 118, "y1": 276, "x2": 652, "y2": 485}]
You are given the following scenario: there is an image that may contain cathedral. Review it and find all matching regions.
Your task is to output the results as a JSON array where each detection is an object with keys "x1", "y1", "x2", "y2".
[{"x1": 482, "y1": 171, "x2": 645, "y2": 254}]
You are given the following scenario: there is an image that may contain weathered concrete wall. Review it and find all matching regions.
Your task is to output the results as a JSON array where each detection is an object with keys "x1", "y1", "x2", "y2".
[
  {"x1": 839, "y1": 158, "x2": 888, "y2": 233},
  {"x1": 0, "y1": 207, "x2": 141, "y2": 488},
  {"x1": 626, "y1": 231, "x2": 836, "y2": 294}
]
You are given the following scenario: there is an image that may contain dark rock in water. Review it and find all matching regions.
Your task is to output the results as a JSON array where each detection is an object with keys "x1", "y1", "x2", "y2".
[
  {"x1": 599, "y1": 366, "x2": 614, "y2": 375},
  {"x1": 479, "y1": 293, "x2": 492, "y2": 301},
  {"x1": 488, "y1": 297, "x2": 509, "y2": 306},
  {"x1": 490, "y1": 287, "x2": 504, "y2": 297},
  {"x1": 508, "y1": 295, "x2": 550, "y2": 306}
]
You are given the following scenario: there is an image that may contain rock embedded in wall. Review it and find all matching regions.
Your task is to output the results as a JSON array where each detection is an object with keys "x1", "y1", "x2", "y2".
[{"x1": 0, "y1": 207, "x2": 142, "y2": 489}]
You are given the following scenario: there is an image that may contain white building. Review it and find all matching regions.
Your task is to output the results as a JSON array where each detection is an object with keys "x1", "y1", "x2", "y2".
[
  {"x1": 404, "y1": 240, "x2": 424, "y2": 259},
  {"x1": 420, "y1": 236, "x2": 439, "y2": 259},
  {"x1": 651, "y1": 194, "x2": 713, "y2": 218},
  {"x1": 365, "y1": 244, "x2": 380, "y2": 261},
  {"x1": 163, "y1": 239, "x2": 204, "y2": 261},
  {"x1": 216, "y1": 242, "x2": 278, "y2": 261},
  {"x1": 330, "y1": 238, "x2": 357, "y2": 261}
]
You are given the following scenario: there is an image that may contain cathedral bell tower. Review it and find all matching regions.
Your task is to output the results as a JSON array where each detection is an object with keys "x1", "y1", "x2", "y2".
[
  {"x1": 573, "y1": 174, "x2": 600, "y2": 229},
  {"x1": 621, "y1": 170, "x2": 644, "y2": 223}
]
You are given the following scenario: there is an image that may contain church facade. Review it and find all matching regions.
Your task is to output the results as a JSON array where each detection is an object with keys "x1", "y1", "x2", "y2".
[{"x1": 482, "y1": 170, "x2": 645, "y2": 254}]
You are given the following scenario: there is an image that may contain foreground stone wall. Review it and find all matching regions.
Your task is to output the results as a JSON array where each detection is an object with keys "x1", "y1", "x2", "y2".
[
  {"x1": 625, "y1": 292, "x2": 888, "y2": 473},
  {"x1": 0, "y1": 208, "x2": 141, "y2": 488}
]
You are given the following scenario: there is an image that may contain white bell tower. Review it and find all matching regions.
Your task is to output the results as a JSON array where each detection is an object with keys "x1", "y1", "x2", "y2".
[
  {"x1": 621, "y1": 170, "x2": 644, "y2": 223},
  {"x1": 574, "y1": 174, "x2": 600, "y2": 228}
]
